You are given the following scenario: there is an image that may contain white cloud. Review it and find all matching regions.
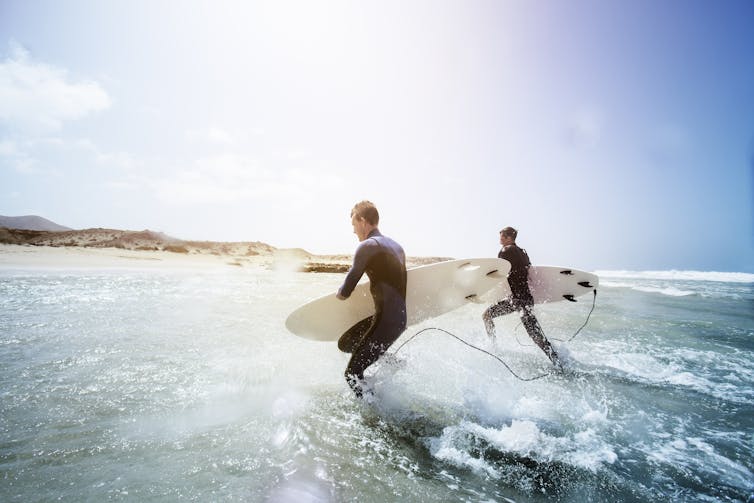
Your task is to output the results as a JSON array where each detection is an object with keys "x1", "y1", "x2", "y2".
[
  {"x1": 8, "y1": 157, "x2": 38, "y2": 174},
  {"x1": 0, "y1": 41, "x2": 110, "y2": 132},
  {"x1": 0, "y1": 134, "x2": 135, "y2": 177},
  {"x1": 0, "y1": 139, "x2": 18, "y2": 156},
  {"x1": 0, "y1": 138, "x2": 39, "y2": 174},
  {"x1": 95, "y1": 151, "x2": 140, "y2": 171},
  {"x1": 207, "y1": 127, "x2": 234, "y2": 145},
  {"x1": 186, "y1": 126, "x2": 235, "y2": 145},
  {"x1": 185, "y1": 126, "x2": 266, "y2": 146},
  {"x1": 135, "y1": 154, "x2": 345, "y2": 206}
]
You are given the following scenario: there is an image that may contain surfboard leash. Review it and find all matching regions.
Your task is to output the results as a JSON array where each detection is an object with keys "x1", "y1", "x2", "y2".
[
  {"x1": 390, "y1": 290, "x2": 597, "y2": 382},
  {"x1": 391, "y1": 327, "x2": 552, "y2": 382},
  {"x1": 512, "y1": 288, "x2": 598, "y2": 345},
  {"x1": 553, "y1": 288, "x2": 598, "y2": 343}
]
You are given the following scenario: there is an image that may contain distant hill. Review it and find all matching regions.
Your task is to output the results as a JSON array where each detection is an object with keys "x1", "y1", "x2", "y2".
[
  {"x1": 0, "y1": 215, "x2": 72, "y2": 232},
  {"x1": 0, "y1": 226, "x2": 276, "y2": 255}
]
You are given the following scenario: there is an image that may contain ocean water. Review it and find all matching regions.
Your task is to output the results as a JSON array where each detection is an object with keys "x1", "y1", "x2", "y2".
[{"x1": 1, "y1": 264, "x2": 753, "y2": 502}]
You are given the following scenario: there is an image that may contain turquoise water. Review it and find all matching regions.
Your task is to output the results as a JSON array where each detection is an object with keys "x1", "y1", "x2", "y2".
[{"x1": 1, "y1": 266, "x2": 753, "y2": 502}]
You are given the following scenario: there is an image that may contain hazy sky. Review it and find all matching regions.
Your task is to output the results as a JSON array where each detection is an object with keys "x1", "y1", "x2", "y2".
[{"x1": 1, "y1": 0, "x2": 752, "y2": 272}]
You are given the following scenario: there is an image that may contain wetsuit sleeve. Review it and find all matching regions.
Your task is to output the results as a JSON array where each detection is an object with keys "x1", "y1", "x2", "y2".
[
  {"x1": 337, "y1": 241, "x2": 373, "y2": 299},
  {"x1": 499, "y1": 247, "x2": 512, "y2": 262}
]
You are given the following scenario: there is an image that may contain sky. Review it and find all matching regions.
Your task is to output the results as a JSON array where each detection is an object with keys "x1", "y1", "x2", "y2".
[{"x1": 1, "y1": 0, "x2": 753, "y2": 272}]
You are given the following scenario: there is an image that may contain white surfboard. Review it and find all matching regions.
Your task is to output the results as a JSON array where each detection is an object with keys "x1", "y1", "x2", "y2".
[
  {"x1": 481, "y1": 265, "x2": 599, "y2": 305},
  {"x1": 285, "y1": 258, "x2": 598, "y2": 343}
]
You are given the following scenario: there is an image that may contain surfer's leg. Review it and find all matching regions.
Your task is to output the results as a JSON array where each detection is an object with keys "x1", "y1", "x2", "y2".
[
  {"x1": 338, "y1": 315, "x2": 374, "y2": 353},
  {"x1": 520, "y1": 306, "x2": 561, "y2": 367},
  {"x1": 345, "y1": 319, "x2": 405, "y2": 398},
  {"x1": 482, "y1": 300, "x2": 516, "y2": 338},
  {"x1": 344, "y1": 318, "x2": 379, "y2": 397}
]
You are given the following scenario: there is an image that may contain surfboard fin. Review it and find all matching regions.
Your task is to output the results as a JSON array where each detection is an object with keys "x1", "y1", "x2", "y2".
[
  {"x1": 578, "y1": 281, "x2": 593, "y2": 288},
  {"x1": 563, "y1": 294, "x2": 577, "y2": 302},
  {"x1": 485, "y1": 268, "x2": 505, "y2": 278},
  {"x1": 560, "y1": 270, "x2": 574, "y2": 275}
]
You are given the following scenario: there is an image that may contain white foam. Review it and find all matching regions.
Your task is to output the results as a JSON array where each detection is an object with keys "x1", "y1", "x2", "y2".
[
  {"x1": 647, "y1": 437, "x2": 754, "y2": 490},
  {"x1": 632, "y1": 285, "x2": 695, "y2": 297},
  {"x1": 429, "y1": 420, "x2": 617, "y2": 473},
  {"x1": 581, "y1": 408, "x2": 609, "y2": 425},
  {"x1": 599, "y1": 276, "x2": 750, "y2": 298},
  {"x1": 468, "y1": 420, "x2": 544, "y2": 456},
  {"x1": 578, "y1": 342, "x2": 754, "y2": 405},
  {"x1": 596, "y1": 269, "x2": 754, "y2": 284},
  {"x1": 427, "y1": 426, "x2": 500, "y2": 478}
]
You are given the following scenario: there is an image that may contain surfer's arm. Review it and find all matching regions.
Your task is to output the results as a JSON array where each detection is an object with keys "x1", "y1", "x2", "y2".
[
  {"x1": 337, "y1": 266, "x2": 362, "y2": 299},
  {"x1": 337, "y1": 241, "x2": 372, "y2": 299}
]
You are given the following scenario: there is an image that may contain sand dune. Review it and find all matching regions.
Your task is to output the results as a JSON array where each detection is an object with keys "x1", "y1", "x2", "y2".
[{"x1": 0, "y1": 227, "x2": 449, "y2": 272}]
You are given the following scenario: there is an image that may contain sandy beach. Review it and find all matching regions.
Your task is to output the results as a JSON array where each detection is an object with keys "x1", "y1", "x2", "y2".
[
  {"x1": 0, "y1": 242, "x2": 448, "y2": 273},
  {"x1": 0, "y1": 243, "x2": 261, "y2": 269},
  {"x1": 0, "y1": 243, "x2": 351, "y2": 272}
]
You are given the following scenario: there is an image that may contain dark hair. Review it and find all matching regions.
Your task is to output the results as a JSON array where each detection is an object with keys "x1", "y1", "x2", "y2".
[
  {"x1": 351, "y1": 200, "x2": 379, "y2": 225},
  {"x1": 500, "y1": 226, "x2": 517, "y2": 239}
]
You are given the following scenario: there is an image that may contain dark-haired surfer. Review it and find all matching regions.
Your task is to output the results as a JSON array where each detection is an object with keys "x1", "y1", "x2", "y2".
[{"x1": 482, "y1": 226, "x2": 561, "y2": 367}]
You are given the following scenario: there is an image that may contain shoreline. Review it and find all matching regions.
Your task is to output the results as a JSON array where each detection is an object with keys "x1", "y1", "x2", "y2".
[
  {"x1": 0, "y1": 243, "x2": 267, "y2": 271},
  {"x1": 0, "y1": 243, "x2": 449, "y2": 272},
  {"x1": 0, "y1": 243, "x2": 336, "y2": 272}
]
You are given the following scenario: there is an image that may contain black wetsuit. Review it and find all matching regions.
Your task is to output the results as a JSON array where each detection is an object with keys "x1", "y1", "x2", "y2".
[
  {"x1": 500, "y1": 244, "x2": 534, "y2": 307},
  {"x1": 337, "y1": 229, "x2": 407, "y2": 396},
  {"x1": 484, "y1": 244, "x2": 560, "y2": 366}
]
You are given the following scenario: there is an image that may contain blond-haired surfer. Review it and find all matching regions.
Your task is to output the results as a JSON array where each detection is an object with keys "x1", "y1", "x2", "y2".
[{"x1": 337, "y1": 201, "x2": 407, "y2": 397}]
